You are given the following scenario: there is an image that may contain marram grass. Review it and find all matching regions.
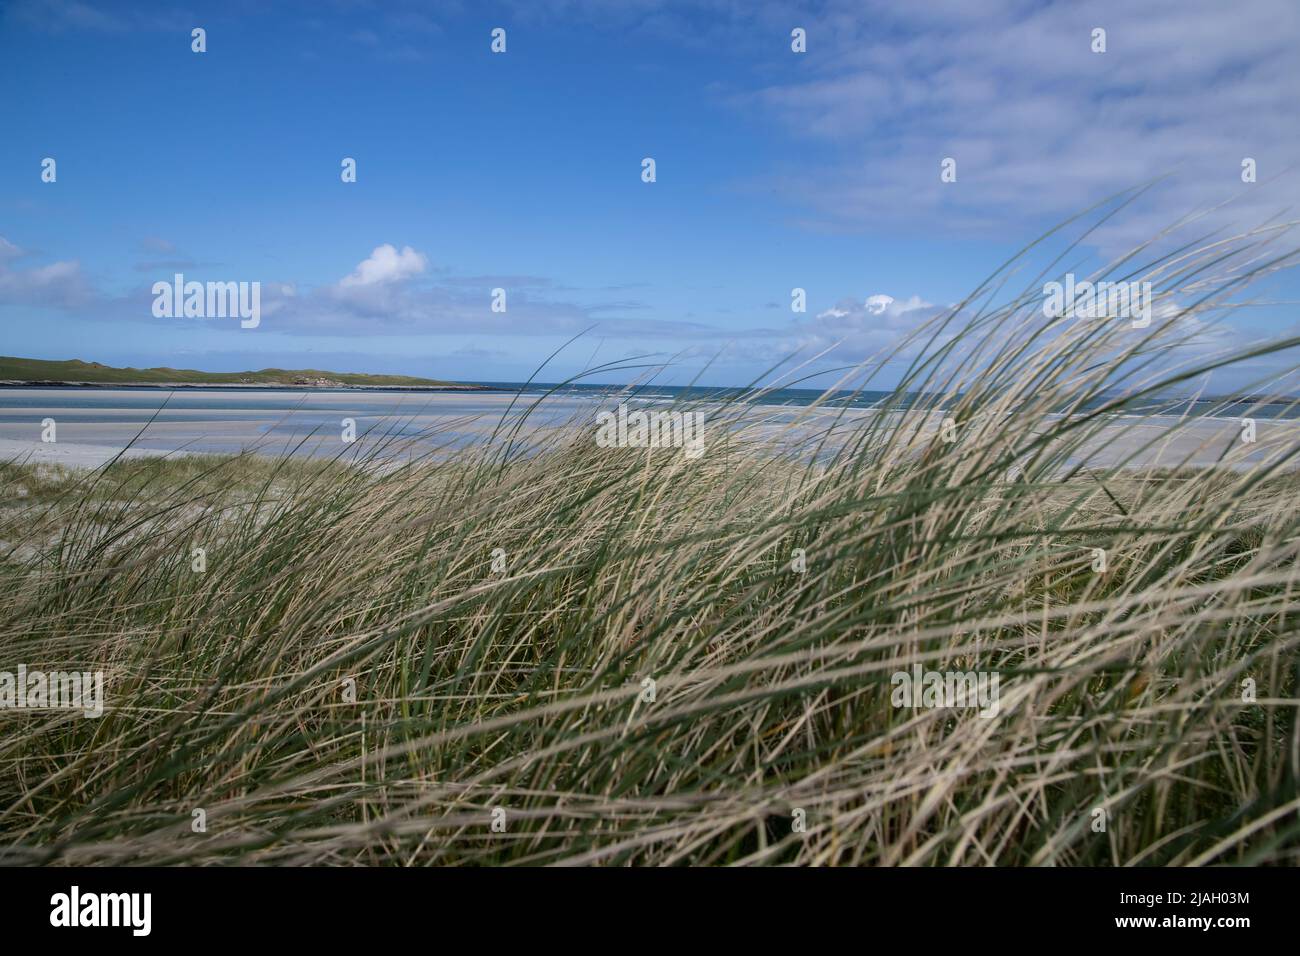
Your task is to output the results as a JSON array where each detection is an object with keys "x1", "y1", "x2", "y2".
[{"x1": 2, "y1": 218, "x2": 1300, "y2": 866}]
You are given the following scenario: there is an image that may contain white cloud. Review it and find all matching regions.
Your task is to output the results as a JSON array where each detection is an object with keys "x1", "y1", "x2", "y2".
[
  {"x1": 864, "y1": 294, "x2": 894, "y2": 315},
  {"x1": 0, "y1": 256, "x2": 91, "y2": 308},
  {"x1": 784, "y1": 293, "x2": 945, "y2": 362},
  {"x1": 339, "y1": 244, "x2": 428, "y2": 288},
  {"x1": 0, "y1": 237, "x2": 23, "y2": 260},
  {"x1": 816, "y1": 294, "x2": 930, "y2": 325}
]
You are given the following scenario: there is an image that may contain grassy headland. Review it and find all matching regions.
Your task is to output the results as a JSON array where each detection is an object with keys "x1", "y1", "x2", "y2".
[{"x1": 0, "y1": 356, "x2": 485, "y2": 390}]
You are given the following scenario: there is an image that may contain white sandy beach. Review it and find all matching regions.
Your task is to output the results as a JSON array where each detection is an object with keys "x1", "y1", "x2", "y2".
[{"x1": 0, "y1": 438, "x2": 173, "y2": 469}]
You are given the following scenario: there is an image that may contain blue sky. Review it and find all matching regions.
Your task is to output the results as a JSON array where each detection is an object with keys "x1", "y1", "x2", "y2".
[{"x1": 1, "y1": 0, "x2": 1297, "y2": 388}]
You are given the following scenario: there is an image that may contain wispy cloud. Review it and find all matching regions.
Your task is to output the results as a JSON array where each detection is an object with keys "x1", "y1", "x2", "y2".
[
  {"x1": 6, "y1": 0, "x2": 193, "y2": 33},
  {"x1": 0, "y1": 237, "x2": 93, "y2": 309},
  {"x1": 729, "y1": 0, "x2": 1299, "y2": 245}
]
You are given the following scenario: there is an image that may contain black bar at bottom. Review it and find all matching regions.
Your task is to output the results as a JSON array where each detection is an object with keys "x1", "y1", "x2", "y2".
[{"x1": 0, "y1": 866, "x2": 1279, "y2": 942}]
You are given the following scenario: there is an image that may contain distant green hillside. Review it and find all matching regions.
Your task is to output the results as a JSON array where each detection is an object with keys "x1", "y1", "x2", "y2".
[{"x1": 0, "y1": 356, "x2": 479, "y2": 389}]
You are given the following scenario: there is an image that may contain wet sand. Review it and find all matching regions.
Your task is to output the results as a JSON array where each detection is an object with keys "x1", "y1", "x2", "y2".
[
  {"x1": 0, "y1": 388, "x2": 562, "y2": 464},
  {"x1": 0, "y1": 388, "x2": 1295, "y2": 472}
]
